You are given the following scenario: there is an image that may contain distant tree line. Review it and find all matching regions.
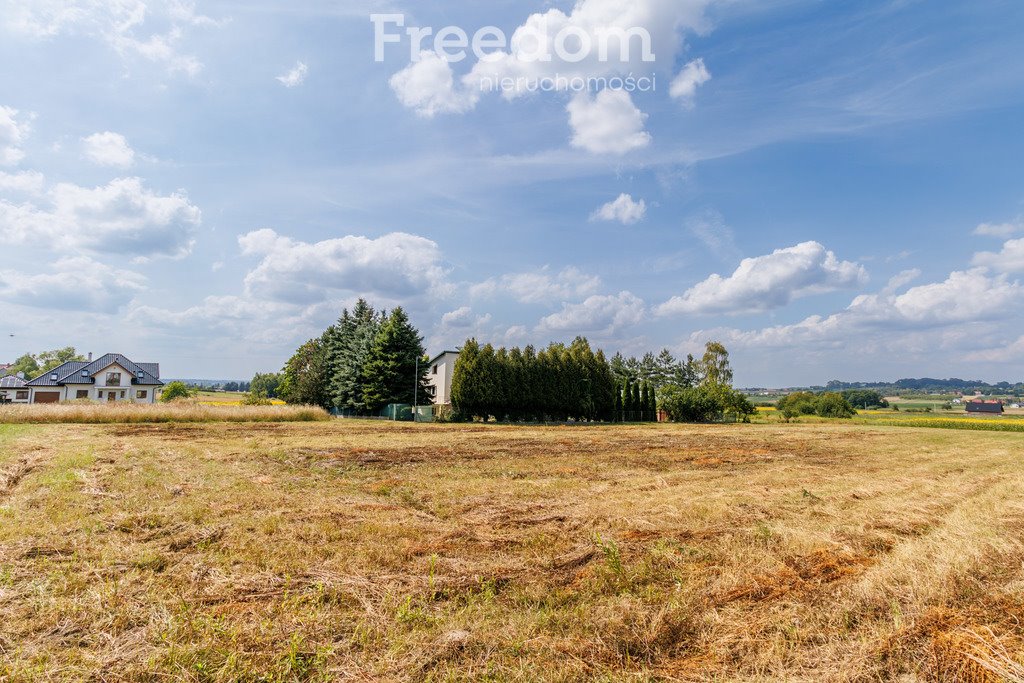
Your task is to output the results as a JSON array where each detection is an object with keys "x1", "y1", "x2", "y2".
[
  {"x1": 257, "y1": 299, "x2": 429, "y2": 412},
  {"x1": 826, "y1": 378, "x2": 1023, "y2": 396}
]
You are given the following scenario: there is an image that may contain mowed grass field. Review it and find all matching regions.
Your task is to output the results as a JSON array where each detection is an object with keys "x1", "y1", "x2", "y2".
[{"x1": 1, "y1": 421, "x2": 1022, "y2": 682}]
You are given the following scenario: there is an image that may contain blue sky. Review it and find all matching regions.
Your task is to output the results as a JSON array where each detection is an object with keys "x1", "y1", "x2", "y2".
[{"x1": 1, "y1": 0, "x2": 1023, "y2": 386}]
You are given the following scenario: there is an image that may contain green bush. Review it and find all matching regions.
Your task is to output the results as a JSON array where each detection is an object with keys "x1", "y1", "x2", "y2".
[
  {"x1": 778, "y1": 391, "x2": 856, "y2": 420},
  {"x1": 160, "y1": 381, "x2": 194, "y2": 403}
]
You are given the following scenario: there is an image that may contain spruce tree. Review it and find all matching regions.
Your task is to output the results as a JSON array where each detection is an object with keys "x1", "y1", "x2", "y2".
[
  {"x1": 360, "y1": 307, "x2": 427, "y2": 413},
  {"x1": 331, "y1": 300, "x2": 381, "y2": 413}
]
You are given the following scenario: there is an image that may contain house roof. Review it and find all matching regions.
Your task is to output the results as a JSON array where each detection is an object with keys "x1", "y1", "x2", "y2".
[
  {"x1": 26, "y1": 361, "x2": 88, "y2": 386},
  {"x1": 0, "y1": 375, "x2": 27, "y2": 388},
  {"x1": 427, "y1": 350, "x2": 460, "y2": 366},
  {"x1": 966, "y1": 400, "x2": 1003, "y2": 414},
  {"x1": 27, "y1": 353, "x2": 163, "y2": 387}
]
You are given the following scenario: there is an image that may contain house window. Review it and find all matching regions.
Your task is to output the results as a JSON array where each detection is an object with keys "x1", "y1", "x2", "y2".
[
  {"x1": 106, "y1": 372, "x2": 122, "y2": 385},
  {"x1": 137, "y1": 390, "x2": 148, "y2": 399},
  {"x1": 76, "y1": 390, "x2": 89, "y2": 399},
  {"x1": 433, "y1": 365, "x2": 438, "y2": 375},
  {"x1": 16, "y1": 391, "x2": 28, "y2": 400},
  {"x1": 120, "y1": 391, "x2": 126, "y2": 398}
]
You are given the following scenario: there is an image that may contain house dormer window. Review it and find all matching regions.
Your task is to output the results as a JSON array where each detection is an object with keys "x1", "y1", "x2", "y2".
[
  {"x1": 50, "y1": 373, "x2": 58, "y2": 381},
  {"x1": 106, "y1": 372, "x2": 121, "y2": 385}
]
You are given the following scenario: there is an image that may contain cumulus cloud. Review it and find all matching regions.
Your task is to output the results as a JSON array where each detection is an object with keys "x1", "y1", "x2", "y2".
[
  {"x1": 567, "y1": 89, "x2": 651, "y2": 154},
  {"x1": 591, "y1": 193, "x2": 646, "y2": 224},
  {"x1": 657, "y1": 241, "x2": 868, "y2": 316},
  {"x1": 538, "y1": 291, "x2": 645, "y2": 334},
  {"x1": 386, "y1": 0, "x2": 710, "y2": 150},
  {"x1": 0, "y1": 177, "x2": 201, "y2": 259},
  {"x1": 239, "y1": 228, "x2": 453, "y2": 305},
  {"x1": 0, "y1": 105, "x2": 31, "y2": 166},
  {"x1": 82, "y1": 131, "x2": 135, "y2": 167},
  {"x1": 696, "y1": 268, "x2": 1024, "y2": 350},
  {"x1": 972, "y1": 238, "x2": 1024, "y2": 273},
  {"x1": 470, "y1": 266, "x2": 601, "y2": 304},
  {"x1": 0, "y1": 170, "x2": 45, "y2": 195},
  {"x1": 276, "y1": 61, "x2": 309, "y2": 88},
  {"x1": 0, "y1": 256, "x2": 145, "y2": 313},
  {"x1": 390, "y1": 51, "x2": 479, "y2": 117},
  {"x1": 4, "y1": 1, "x2": 219, "y2": 76},
  {"x1": 669, "y1": 58, "x2": 711, "y2": 106},
  {"x1": 463, "y1": 0, "x2": 709, "y2": 100}
]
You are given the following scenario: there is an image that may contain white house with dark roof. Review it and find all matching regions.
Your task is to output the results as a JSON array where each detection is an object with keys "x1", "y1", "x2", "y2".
[
  {"x1": 25, "y1": 353, "x2": 163, "y2": 404},
  {"x1": 0, "y1": 374, "x2": 30, "y2": 404},
  {"x1": 424, "y1": 350, "x2": 460, "y2": 406}
]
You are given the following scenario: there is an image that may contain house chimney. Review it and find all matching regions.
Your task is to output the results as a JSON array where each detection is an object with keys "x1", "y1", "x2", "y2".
[{"x1": 88, "y1": 352, "x2": 93, "y2": 361}]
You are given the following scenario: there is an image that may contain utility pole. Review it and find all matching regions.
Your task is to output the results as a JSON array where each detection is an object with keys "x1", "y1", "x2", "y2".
[{"x1": 413, "y1": 356, "x2": 419, "y2": 416}]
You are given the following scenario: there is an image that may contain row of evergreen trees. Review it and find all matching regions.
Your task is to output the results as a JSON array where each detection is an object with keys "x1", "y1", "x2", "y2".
[
  {"x1": 614, "y1": 377, "x2": 659, "y2": 422},
  {"x1": 451, "y1": 337, "x2": 619, "y2": 422},
  {"x1": 278, "y1": 300, "x2": 430, "y2": 413}
]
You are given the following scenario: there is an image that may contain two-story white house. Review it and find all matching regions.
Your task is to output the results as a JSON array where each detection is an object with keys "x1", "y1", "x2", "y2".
[
  {"x1": 25, "y1": 353, "x2": 163, "y2": 404},
  {"x1": 424, "y1": 350, "x2": 460, "y2": 406}
]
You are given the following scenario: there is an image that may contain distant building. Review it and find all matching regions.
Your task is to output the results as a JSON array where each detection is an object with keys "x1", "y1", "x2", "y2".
[
  {"x1": 0, "y1": 374, "x2": 29, "y2": 404},
  {"x1": 424, "y1": 351, "x2": 459, "y2": 406},
  {"x1": 25, "y1": 353, "x2": 163, "y2": 404},
  {"x1": 965, "y1": 400, "x2": 1004, "y2": 415}
]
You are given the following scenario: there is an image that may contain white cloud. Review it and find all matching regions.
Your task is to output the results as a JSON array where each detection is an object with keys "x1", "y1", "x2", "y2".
[
  {"x1": 436, "y1": 306, "x2": 493, "y2": 341},
  {"x1": 82, "y1": 131, "x2": 135, "y2": 168},
  {"x1": 698, "y1": 268, "x2": 1024, "y2": 350},
  {"x1": 0, "y1": 105, "x2": 31, "y2": 166},
  {"x1": 239, "y1": 228, "x2": 453, "y2": 305},
  {"x1": 657, "y1": 241, "x2": 868, "y2": 316},
  {"x1": 390, "y1": 51, "x2": 479, "y2": 117},
  {"x1": 591, "y1": 193, "x2": 646, "y2": 224},
  {"x1": 966, "y1": 335, "x2": 1024, "y2": 363},
  {"x1": 538, "y1": 291, "x2": 645, "y2": 334},
  {"x1": 972, "y1": 238, "x2": 1024, "y2": 273},
  {"x1": 669, "y1": 58, "x2": 711, "y2": 106},
  {"x1": 4, "y1": 1, "x2": 218, "y2": 76},
  {"x1": 463, "y1": 0, "x2": 709, "y2": 100},
  {"x1": 276, "y1": 61, "x2": 309, "y2": 88},
  {"x1": 129, "y1": 294, "x2": 323, "y2": 346},
  {"x1": 386, "y1": 0, "x2": 710, "y2": 149},
  {"x1": 470, "y1": 266, "x2": 601, "y2": 304},
  {"x1": 0, "y1": 256, "x2": 145, "y2": 313},
  {"x1": 0, "y1": 177, "x2": 201, "y2": 259},
  {"x1": 0, "y1": 170, "x2": 45, "y2": 195},
  {"x1": 973, "y1": 220, "x2": 1023, "y2": 238},
  {"x1": 567, "y1": 89, "x2": 651, "y2": 154}
]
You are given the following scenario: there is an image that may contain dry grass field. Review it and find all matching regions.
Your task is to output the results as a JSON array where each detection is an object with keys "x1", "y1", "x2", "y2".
[{"x1": 1, "y1": 421, "x2": 1022, "y2": 682}]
